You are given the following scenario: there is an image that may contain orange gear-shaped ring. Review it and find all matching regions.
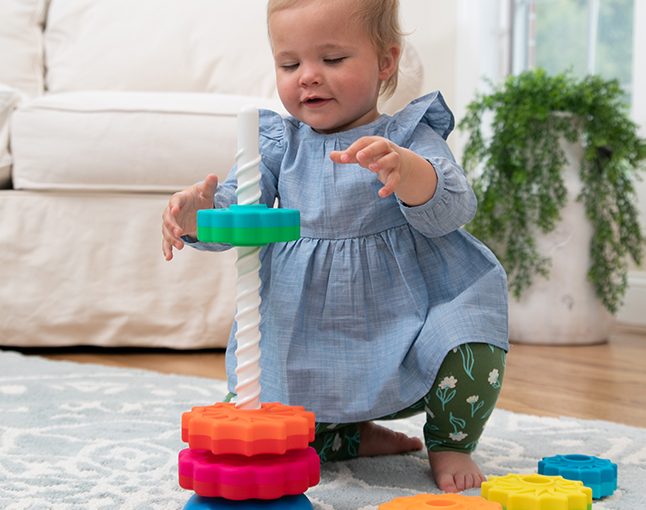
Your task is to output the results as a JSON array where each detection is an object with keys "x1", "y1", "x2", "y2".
[
  {"x1": 182, "y1": 402, "x2": 315, "y2": 456},
  {"x1": 379, "y1": 493, "x2": 502, "y2": 509}
]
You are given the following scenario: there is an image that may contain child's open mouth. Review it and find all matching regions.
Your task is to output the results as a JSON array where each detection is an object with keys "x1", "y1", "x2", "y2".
[{"x1": 304, "y1": 97, "x2": 331, "y2": 107}]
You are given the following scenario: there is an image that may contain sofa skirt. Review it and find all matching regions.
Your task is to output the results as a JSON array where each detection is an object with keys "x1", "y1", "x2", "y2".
[{"x1": 0, "y1": 190, "x2": 236, "y2": 349}]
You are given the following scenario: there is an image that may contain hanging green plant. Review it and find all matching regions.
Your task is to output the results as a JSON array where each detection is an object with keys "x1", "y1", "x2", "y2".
[{"x1": 459, "y1": 68, "x2": 646, "y2": 313}]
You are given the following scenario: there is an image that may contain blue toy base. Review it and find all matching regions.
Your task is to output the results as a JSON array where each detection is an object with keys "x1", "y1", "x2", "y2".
[{"x1": 183, "y1": 494, "x2": 313, "y2": 510}]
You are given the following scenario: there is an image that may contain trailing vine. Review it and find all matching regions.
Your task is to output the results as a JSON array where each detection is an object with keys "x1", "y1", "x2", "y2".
[{"x1": 459, "y1": 69, "x2": 646, "y2": 313}]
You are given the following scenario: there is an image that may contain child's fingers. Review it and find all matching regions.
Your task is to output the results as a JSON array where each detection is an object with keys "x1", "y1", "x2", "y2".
[
  {"x1": 162, "y1": 193, "x2": 192, "y2": 246},
  {"x1": 330, "y1": 137, "x2": 404, "y2": 199},
  {"x1": 368, "y1": 152, "x2": 400, "y2": 198},
  {"x1": 163, "y1": 200, "x2": 184, "y2": 237},
  {"x1": 330, "y1": 136, "x2": 381, "y2": 164},
  {"x1": 329, "y1": 149, "x2": 356, "y2": 164},
  {"x1": 162, "y1": 232, "x2": 184, "y2": 260},
  {"x1": 162, "y1": 175, "x2": 214, "y2": 261},
  {"x1": 161, "y1": 217, "x2": 178, "y2": 260},
  {"x1": 161, "y1": 218, "x2": 183, "y2": 250},
  {"x1": 162, "y1": 237, "x2": 174, "y2": 261},
  {"x1": 354, "y1": 139, "x2": 394, "y2": 168},
  {"x1": 368, "y1": 151, "x2": 400, "y2": 174},
  {"x1": 378, "y1": 169, "x2": 401, "y2": 198},
  {"x1": 199, "y1": 173, "x2": 219, "y2": 201}
]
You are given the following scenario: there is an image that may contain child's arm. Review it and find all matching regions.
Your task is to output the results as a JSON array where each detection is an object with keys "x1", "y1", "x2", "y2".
[
  {"x1": 329, "y1": 136, "x2": 437, "y2": 206},
  {"x1": 161, "y1": 173, "x2": 219, "y2": 261}
]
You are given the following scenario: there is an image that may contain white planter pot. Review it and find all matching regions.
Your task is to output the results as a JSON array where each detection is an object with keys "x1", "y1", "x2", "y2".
[{"x1": 508, "y1": 138, "x2": 614, "y2": 345}]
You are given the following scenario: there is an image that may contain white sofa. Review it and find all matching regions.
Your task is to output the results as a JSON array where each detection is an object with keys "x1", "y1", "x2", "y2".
[{"x1": 0, "y1": 0, "x2": 423, "y2": 348}]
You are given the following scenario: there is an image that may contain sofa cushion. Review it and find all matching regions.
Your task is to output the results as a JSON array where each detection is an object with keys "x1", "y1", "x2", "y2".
[
  {"x1": 0, "y1": 0, "x2": 46, "y2": 97},
  {"x1": 43, "y1": 0, "x2": 422, "y2": 113},
  {"x1": 45, "y1": 0, "x2": 277, "y2": 98},
  {"x1": 11, "y1": 91, "x2": 284, "y2": 192}
]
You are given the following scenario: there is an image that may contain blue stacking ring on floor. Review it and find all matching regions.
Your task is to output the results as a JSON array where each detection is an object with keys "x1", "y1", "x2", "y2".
[
  {"x1": 538, "y1": 454, "x2": 618, "y2": 499},
  {"x1": 184, "y1": 494, "x2": 313, "y2": 509}
]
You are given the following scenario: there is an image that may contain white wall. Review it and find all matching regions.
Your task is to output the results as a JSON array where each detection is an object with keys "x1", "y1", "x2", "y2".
[
  {"x1": 399, "y1": 1, "x2": 458, "y2": 104},
  {"x1": 399, "y1": 0, "x2": 646, "y2": 328},
  {"x1": 400, "y1": 0, "x2": 509, "y2": 156},
  {"x1": 617, "y1": 0, "x2": 646, "y2": 327}
]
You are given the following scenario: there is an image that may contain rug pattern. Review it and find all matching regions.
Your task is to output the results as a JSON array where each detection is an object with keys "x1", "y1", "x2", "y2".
[{"x1": 0, "y1": 351, "x2": 644, "y2": 509}]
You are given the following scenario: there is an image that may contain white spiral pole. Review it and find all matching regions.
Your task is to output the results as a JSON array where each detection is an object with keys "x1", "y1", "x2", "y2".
[{"x1": 233, "y1": 106, "x2": 263, "y2": 410}]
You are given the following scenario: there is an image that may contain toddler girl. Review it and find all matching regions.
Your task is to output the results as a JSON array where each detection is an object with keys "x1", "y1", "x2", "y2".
[{"x1": 161, "y1": 0, "x2": 508, "y2": 493}]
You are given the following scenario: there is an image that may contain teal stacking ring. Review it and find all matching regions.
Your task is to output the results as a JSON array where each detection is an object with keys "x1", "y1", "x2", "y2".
[
  {"x1": 197, "y1": 204, "x2": 300, "y2": 246},
  {"x1": 538, "y1": 454, "x2": 617, "y2": 499}
]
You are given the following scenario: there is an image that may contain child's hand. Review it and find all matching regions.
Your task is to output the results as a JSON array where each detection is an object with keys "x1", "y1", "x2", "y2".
[
  {"x1": 162, "y1": 173, "x2": 219, "y2": 261},
  {"x1": 330, "y1": 136, "x2": 409, "y2": 198}
]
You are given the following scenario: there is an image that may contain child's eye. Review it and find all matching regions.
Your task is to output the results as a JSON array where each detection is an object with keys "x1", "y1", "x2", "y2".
[
  {"x1": 280, "y1": 63, "x2": 299, "y2": 71},
  {"x1": 324, "y1": 57, "x2": 346, "y2": 65}
]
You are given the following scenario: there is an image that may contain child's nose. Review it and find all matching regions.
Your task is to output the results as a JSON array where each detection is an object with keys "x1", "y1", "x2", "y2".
[{"x1": 298, "y1": 63, "x2": 322, "y2": 87}]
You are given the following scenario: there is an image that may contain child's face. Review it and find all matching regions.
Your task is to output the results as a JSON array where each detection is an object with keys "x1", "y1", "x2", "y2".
[{"x1": 268, "y1": 0, "x2": 397, "y2": 134}]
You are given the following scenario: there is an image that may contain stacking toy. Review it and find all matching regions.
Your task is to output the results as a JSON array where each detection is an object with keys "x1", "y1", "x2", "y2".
[
  {"x1": 181, "y1": 402, "x2": 315, "y2": 456},
  {"x1": 379, "y1": 493, "x2": 502, "y2": 509},
  {"x1": 539, "y1": 454, "x2": 617, "y2": 499},
  {"x1": 481, "y1": 473, "x2": 593, "y2": 510},
  {"x1": 184, "y1": 494, "x2": 313, "y2": 509},
  {"x1": 197, "y1": 204, "x2": 299, "y2": 246},
  {"x1": 179, "y1": 447, "x2": 320, "y2": 500},
  {"x1": 178, "y1": 107, "x2": 318, "y2": 509}
]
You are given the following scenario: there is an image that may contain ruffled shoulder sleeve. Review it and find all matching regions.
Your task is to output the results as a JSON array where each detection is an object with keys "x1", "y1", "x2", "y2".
[
  {"x1": 384, "y1": 91, "x2": 455, "y2": 146},
  {"x1": 258, "y1": 109, "x2": 287, "y2": 174},
  {"x1": 386, "y1": 93, "x2": 477, "y2": 238}
]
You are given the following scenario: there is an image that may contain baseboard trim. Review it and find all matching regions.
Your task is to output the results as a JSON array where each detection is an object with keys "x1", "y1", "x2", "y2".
[{"x1": 617, "y1": 270, "x2": 646, "y2": 328}]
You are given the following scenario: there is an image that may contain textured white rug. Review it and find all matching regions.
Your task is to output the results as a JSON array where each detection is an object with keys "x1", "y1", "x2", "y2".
[{"x1": 0, "y1": 350, "x2": 644, "y2": 509}]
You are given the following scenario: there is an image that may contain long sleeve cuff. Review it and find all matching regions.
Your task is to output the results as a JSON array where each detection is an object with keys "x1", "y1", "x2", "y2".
[
  {"x1": 181, "y1": 234, "x2": 232, "y2": 252},
  {"x1": 398, "y1": 157, "x2": 476, "y2": 238}
]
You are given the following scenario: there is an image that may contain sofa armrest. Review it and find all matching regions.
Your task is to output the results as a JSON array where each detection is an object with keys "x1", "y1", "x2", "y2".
[{"x1": 0, "y1": 84, "x2": 24, "y2": 189}]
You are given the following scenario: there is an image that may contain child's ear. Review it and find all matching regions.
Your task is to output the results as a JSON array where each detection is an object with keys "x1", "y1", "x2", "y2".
[{"x1": 378, "y1": 44, "x2": 401, "y2": 81}]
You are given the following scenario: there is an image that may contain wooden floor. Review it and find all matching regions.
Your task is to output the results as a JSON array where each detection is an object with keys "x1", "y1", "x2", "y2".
[{"x1": 10, "y1": 326, "x2": 646, "y2": 428}]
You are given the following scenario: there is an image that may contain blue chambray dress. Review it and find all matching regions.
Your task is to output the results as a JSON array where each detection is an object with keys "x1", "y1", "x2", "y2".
[{"x1": 189, "y1": 92, "x2": 509, "y2": 423}]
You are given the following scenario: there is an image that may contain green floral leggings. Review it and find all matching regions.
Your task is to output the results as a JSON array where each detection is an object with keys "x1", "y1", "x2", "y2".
[
  {"x1": 225, "y1": 342, "x2": 506, "y2": 463},
  {"x1": 311, "y1": 342, "x2": 506, "y2": 462}
]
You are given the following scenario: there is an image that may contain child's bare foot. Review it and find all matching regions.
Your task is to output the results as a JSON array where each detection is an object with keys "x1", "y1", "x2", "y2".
[
  {"x1": 427, "y1": 450, "x2": 486, "y2": 492},
  {"x1": 357, "y1": 422, "x2": 424, "y2": 457}
]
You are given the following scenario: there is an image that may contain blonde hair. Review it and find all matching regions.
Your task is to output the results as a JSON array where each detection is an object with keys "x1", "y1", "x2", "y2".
[{"x1": 267, "y1": 0, "x2": 403, "y2": 98}]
